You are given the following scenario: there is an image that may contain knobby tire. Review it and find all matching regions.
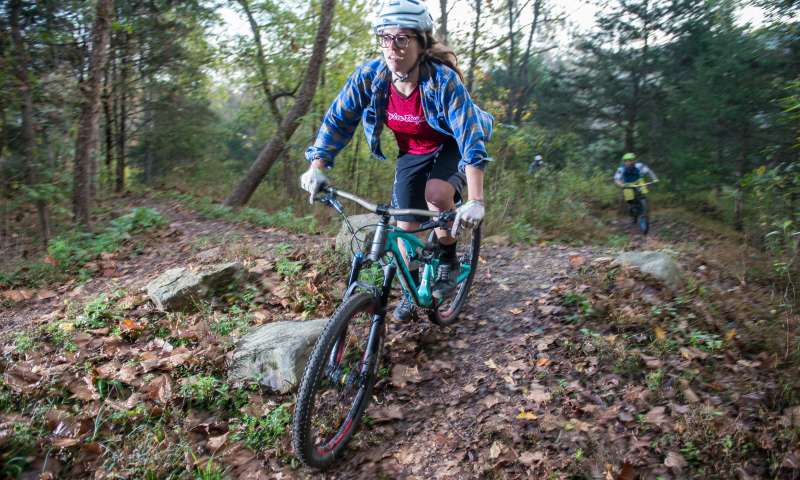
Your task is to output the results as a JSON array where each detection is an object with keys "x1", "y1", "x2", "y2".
[
  {"x1": 429, "y1": 225, "x2": 481, "y2": 326},
  {"x1": 292, "y1": 292, "x2": 382, "y2": 469}
]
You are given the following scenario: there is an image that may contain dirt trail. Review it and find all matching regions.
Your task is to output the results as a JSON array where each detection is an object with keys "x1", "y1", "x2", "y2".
[
  {"x1": 3, "y1": 197, "x2": 795, "y2": 479},
  {"x1": 315, "y1": 243, "x2": 606, "y2": 479}
]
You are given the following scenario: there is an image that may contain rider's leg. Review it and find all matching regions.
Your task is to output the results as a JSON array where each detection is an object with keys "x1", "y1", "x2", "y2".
[
  {"x1": 425, "y1": 179, "x2": 456, "y2": 245},
  {"x1": 392, "y1": 152, "x2": 432, "y2": 321},
  {"x1": 426, "y1": 179, "x2": 459, "y2": 298}
]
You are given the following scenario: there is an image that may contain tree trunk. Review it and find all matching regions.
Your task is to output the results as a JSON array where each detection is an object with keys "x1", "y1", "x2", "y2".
[
  {"x1": 438, "y1": 0, "x2": 449, "y2": 45},
  {"x1": 512, "y1": 0, "x2": 541, "y2": 123},
  {"x1": 103, "y1": 65, "x2": 114, "y2": 178},
  {"x1": 115, "y1": 30, "x2": 129, "y2": 193},
  {"x1": 466, "y1": 0, "x2": 482, "y2": 92},
  {"x1": 10, "y1": 0, "x2": 50, "y2": 245},
  {"x1": 504, "y1": 0, "x2": 517, "y2": 123},
  {"x1": 224, "y1": 0, "x2": 337, "y2": 207},
  {"x1": 237, "y1": 0, "x2": 283, "y2": 123},
  {"x1": 73, "y1": 0, "x2": 113, "y2": 227}
]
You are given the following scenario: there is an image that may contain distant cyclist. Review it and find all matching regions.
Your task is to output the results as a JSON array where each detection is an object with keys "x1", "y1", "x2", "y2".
[
  {"x1": 613, "y1": 152, "x2": 658, "y2": 203},
  {"x1": 528, "y1": 154, "x2": 544, "y2": 174}
]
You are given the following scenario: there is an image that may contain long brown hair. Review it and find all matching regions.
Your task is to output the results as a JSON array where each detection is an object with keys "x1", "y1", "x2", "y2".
[{"x1": 421, "y1": 32, "x2": 465, "y2": 83}]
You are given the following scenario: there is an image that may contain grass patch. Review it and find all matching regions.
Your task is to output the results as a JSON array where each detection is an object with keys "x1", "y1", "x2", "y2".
[{"x1": 231, "y1": 403, "x2": 292, "y2": 452}]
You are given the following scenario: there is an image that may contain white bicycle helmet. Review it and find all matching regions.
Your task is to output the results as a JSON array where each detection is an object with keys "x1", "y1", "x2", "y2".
[{"x1": 374, "y1": 0, "x2": 434, "y2": 34}]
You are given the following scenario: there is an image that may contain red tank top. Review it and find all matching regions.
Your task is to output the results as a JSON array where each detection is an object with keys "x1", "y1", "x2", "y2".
[{"x1": 385, "y1": 83, "x2": 448, "y2": 154}]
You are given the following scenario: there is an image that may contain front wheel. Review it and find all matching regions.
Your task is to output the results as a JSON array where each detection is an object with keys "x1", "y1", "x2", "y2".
[
  {"x1": 638, "y1": 198, "x2": 650, "y2": 235},
  {"x1": 292, "y1": 292, "x2": 382, "y2": 469},
  {"x1": 429, "y1": 224, "x2": 481, "y2": 326}
]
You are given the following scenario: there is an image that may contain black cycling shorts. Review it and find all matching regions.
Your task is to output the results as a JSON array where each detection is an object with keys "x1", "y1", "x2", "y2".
[{"x1": 390, "y1": 138, "x2": 466, "y2": 223}]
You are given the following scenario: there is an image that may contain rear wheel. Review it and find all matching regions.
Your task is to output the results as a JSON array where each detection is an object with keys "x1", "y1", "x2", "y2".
[
  {"x1": 429, "y1": 225, "x2": 481, "y2": 326},
  {"x1": 292, "y1": 292, "x2": 382, "y2": 469}
]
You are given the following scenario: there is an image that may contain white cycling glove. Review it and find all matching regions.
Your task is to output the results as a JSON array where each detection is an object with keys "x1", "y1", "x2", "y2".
[
  {"x1": 299, "y1": 166, "x2": 329, "y2": 204},
  {"x1": 451, "y1": 200, "x2": 485, "y2": 237}
]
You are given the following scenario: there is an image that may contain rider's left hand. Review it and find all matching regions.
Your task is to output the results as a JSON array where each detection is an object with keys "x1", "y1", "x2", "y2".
[{"x1": 452, "y1": 200, "x2": 485, "y2": 237}]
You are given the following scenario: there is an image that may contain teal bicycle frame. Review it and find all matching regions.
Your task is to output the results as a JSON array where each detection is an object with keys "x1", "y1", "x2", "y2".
[{"x1": 391, "y1": 230, "x2": 471, "y2": 308}]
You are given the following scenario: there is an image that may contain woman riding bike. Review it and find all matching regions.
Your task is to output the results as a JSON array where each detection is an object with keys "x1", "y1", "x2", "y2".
[{"x1": 300, "y1": 0, "x2": 494, "y2": 321}]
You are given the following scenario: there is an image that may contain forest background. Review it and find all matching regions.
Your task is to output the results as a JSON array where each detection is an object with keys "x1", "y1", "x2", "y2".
[{"x1": 0, "y1": 0, "x2": 798, "y2": 299}]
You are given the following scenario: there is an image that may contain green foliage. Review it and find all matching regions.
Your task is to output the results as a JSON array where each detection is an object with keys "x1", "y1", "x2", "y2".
[
  {"x1": 75, "y1": 291, "x2": 125, "y2": 329},
  {"x1": 276, "y1": 257, "x2": 304, "y2": 279},
  {"x1": 210, "y1": 307, "x2": 251, "y2": 336},
  {"x1": 508, "y1": 221, "x2": 539, "y2": 245},
  {"x1": 0, "y1": 422, "x2": 41, "y2": 478},
  {"x1": 562, "y1": 292, "x2": 593, "y2": 321},
  {"x1": 742, "y1": 162, "x2": 800, "y2": 299},
  {"x1": 168, "y1": 193, "x2": 317, "y2": 234},
  {"x1": 13, "y1": 333, "x2": 35, "y2": 354},
  {"x1": 483, "y1": 161, "x2": 617, "y2": 243},
  {"x1": 231, "y1": 403, "x2": 292, "y2": 451},
  {"x1": 47, "y1": 208, "x2": 166, "y2": 274},
  {"x1": 179, "y1": 375, "x2": 222, "y2": 405},
  {"x1": 688, "y1": 330, "x2": 723, "y2": 352},
  {"x1": 44, "y1": 323, "x2": 77, "y2": 352}
]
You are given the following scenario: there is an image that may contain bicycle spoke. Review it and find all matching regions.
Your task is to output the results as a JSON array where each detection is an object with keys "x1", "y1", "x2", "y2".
[{"x1": 302, "y1": 301, "x2": 375, "y2": 457}]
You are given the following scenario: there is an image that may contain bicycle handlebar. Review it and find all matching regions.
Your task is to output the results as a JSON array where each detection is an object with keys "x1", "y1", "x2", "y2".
[
  {"x1": 317, "y1": 186, "x2": 445, "y2": 219},
  {"x1": 619, "y1": 180, "x2": 658, "y2": 189}
]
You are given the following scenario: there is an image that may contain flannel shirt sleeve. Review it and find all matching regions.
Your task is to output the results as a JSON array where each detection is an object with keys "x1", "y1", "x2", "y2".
[
  {"x1": 440, "y1": 73, "x2": 494, "y2": 172},
  {"x1": 305, "y1": 67, "x2": 370, "y2": 168}
]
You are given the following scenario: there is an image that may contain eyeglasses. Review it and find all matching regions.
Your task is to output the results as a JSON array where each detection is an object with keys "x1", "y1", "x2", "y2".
[{"x1": 376, "y1": 33, "x2": 415, "y2": 49}]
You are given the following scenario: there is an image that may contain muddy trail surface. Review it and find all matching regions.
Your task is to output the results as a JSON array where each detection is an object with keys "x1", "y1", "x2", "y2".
[{"x1": 2, "y1": 196, "x2": 797, "y2": 480}]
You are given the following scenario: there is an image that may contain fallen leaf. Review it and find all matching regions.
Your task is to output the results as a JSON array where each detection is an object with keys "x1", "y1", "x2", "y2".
[
  {"x1": 679, "y1": 347, "x2": 708, "y2": 361},
  {"x1": 654, "y1": 326, "x2": 667, "y2": 341},
  {"x1": 3, "y1": 364, "x2": 42, "y2": 392},
  {"x1": 390, "y1": 364, "x2": 422, "y2": 388},
  {"x1": 517, "y1": 410, "x2": 538, "y2": 421},
  {"x1": 509, "y1": 307, "x2": 524, "y2": 315},
  {"x1": 725, "y1": 329, "x2": 737, "y2": 342},
  {"x1": 121, "y1": 318, "x2": 144, "y2": 332},
  {"x1": 141, "y1": 346, "x2": 192, "y2": 372},
  {"x1": 372, "y1": 405, "x2": 404, "y2": 423},
  {"x1": 36, "y1": 289, "x2": 58, "y2": 300},
  {"x1": 484, "y1": 359, "x2": 499, "y2": 370},
  {"x1": 569, "y1": 255, "x2": 586, "y2": 267},
  {"x1": 645, "y1": 406, "x2": 667, "y2": 427},
  {"x1": 664, "y1": 451, "x2": 688, "y2": 469},
  {"x1": 51, "y1": 437, "x2": 81, "y2": 448},
  {"x1": 208, "y1": 433, "x2": 228, "y2": 451},
  {"x1": 527, "y1": 382, "x2": 551, "y2": 404},
  {"x1": 481, "y1": 395, "x2": 501, "y2": 409},
  {"x1": 617, "y1": 462, "x2": 635, "y2": 480},
  {"x1": 536, "y1": 357, "x2": 552, "y2": 367},
  {"x1": 141, "y1": 375, "x2": 172, "y2": 404},
  {"x1": 489, "y1": 440, "x2": 504, "y2": 459},
  {"x1": 519, "y1": 451, "x2": 544, "y2": 466},
  {"x1": 69, "y1": 376, "x2": 100, "y2": 402},
  {"x1": 463, "y1": 384, "x2": 477, "y2": 394},
  {"x1": 2, "y1": 288, "x2": 35, "y2": 302}
]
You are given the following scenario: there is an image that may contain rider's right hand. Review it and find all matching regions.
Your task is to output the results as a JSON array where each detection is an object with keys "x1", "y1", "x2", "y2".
[{"x1": 299, "y1": 166, "x2": 329, "y2": 204}]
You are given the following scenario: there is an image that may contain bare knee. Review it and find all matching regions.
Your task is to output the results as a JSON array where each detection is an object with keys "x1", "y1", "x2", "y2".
[{"x1": 425, "y1": 179, "x2": 455, "y2": 211}]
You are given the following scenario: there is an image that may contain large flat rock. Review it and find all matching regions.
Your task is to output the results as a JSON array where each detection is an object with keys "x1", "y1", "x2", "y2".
[
  {"x1": 614, "y1": 251, "x2": 683, "y2": 289},
  {"x1": 227, "y1": 318, "x2": 327, "y2": 394}
]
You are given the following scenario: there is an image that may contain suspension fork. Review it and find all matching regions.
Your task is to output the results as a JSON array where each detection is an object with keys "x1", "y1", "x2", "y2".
[{"x1": 360, "y1": 263, "x2": 396, "y2": 377}]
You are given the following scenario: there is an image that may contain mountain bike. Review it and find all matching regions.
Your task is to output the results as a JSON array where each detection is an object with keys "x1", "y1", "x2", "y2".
[
  {"x1": 292, "y1": 186, "x2": 480, "y2": 469},
  {"x1": 620, "y1": 181, "x2": 656, "y2": 235}
]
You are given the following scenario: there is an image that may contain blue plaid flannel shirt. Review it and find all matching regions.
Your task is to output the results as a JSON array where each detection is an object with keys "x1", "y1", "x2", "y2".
[{"x1": 305, "y1": 58, "x2": 494, "y2": 172}]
